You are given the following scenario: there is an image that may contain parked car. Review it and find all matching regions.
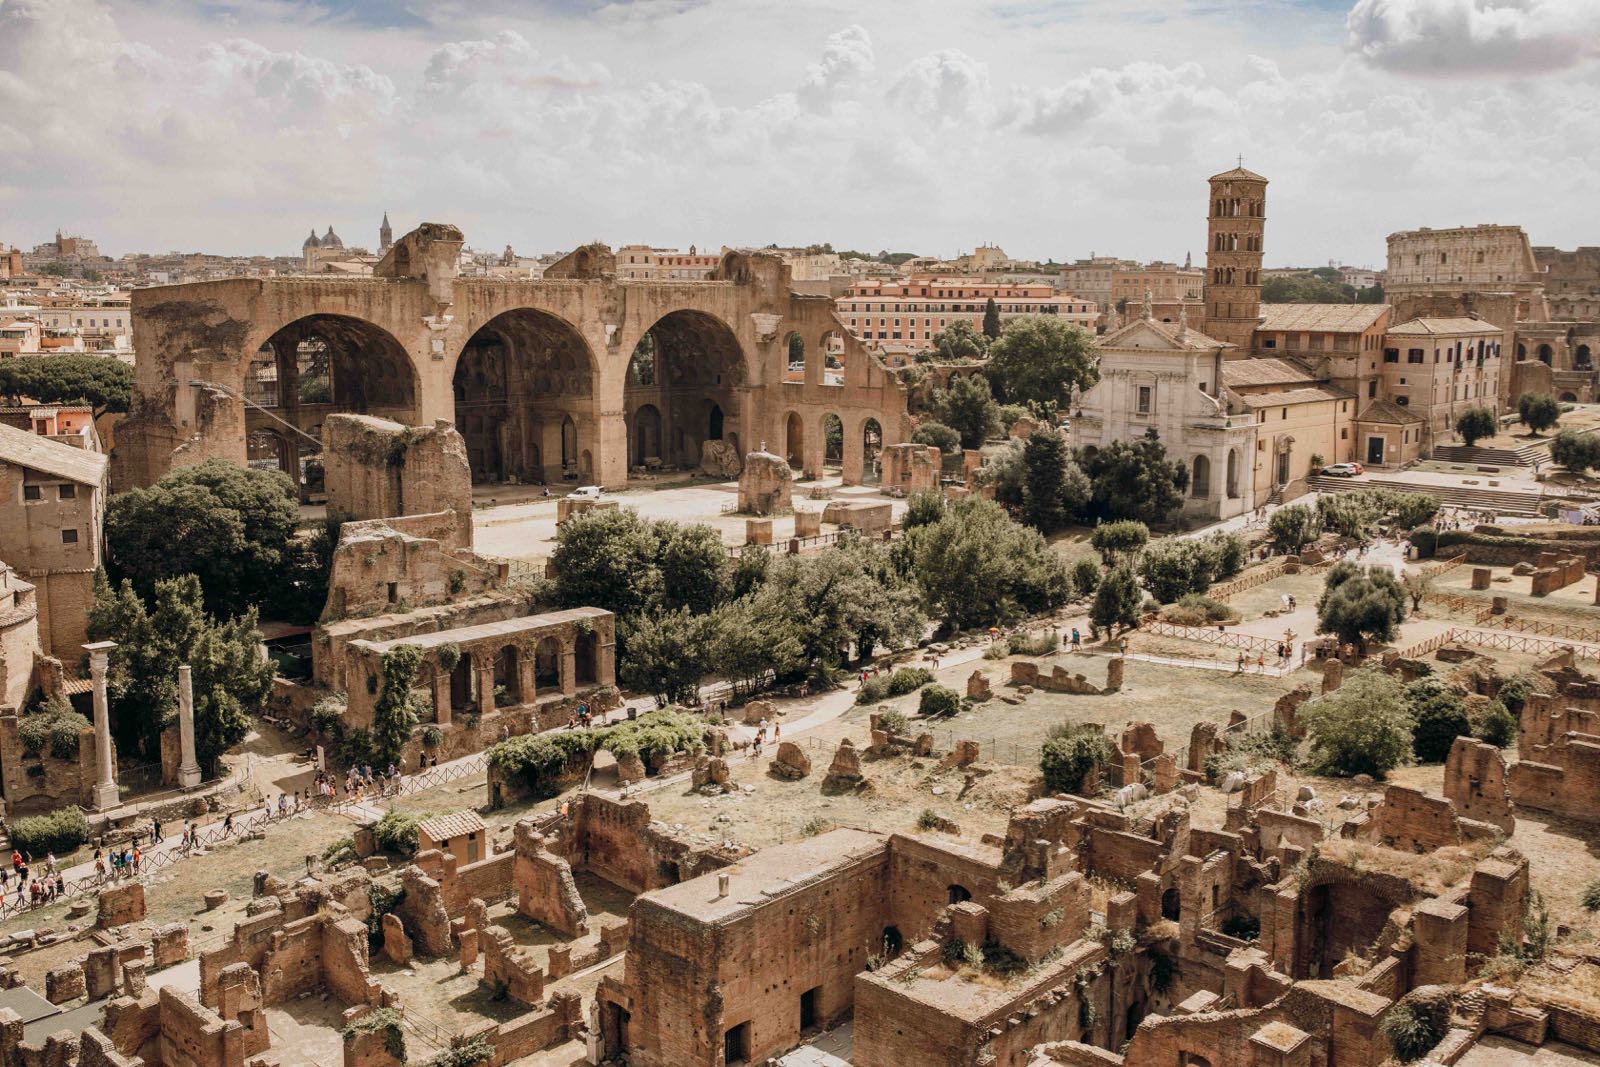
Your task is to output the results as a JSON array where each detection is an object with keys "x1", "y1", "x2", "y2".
[
  {"x1": 1321, "y1": 462, "x2": 1363, "y2": 477},
  {"x1": 569, "y1": 485, "x2": 603, "y2": 500}
]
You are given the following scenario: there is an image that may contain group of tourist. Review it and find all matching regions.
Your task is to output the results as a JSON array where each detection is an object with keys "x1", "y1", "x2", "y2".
[
  {"x1": 1437, "y1": 506, "x2": 1495, "y2": 531},
  {"x1": 563, "y1": 701, "x2": 596, "y2": 730},
  {"x1": 4, "y1": 851, "x2": 66, "y2": 907}
]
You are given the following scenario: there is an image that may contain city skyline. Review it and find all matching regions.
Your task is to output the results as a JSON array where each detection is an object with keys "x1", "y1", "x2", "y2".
[{"x1": 1, "y1": 0, "x2": 1597, "y2": 265}]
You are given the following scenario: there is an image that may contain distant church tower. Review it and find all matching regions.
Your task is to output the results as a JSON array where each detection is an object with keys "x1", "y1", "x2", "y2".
[
  {"x1": 379, "y1": 212, "x2": 393, "y2": 253},
  {"x1": 1203, "y1": 163, "x2": 1267, "y2": 355}
]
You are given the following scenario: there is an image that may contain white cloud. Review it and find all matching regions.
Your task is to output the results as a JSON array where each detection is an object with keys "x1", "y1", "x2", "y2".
[
  {"x1": 0, "y1": 0, "x2": 1596, "y2": 266},
  {"x1": 1347, "y1": 0, "x2": 1600, "y2": 75}
]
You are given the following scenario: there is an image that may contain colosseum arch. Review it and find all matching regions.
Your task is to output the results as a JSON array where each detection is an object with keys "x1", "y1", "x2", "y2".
[
  {"x1": 450, "y1": 308, "x2": 598, "y2": 485},
  {"x1": 626, "y1": 309, "x2": 749, "y2": 469}
]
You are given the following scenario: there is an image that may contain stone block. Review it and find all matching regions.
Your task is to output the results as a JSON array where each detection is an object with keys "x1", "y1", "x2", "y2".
[
  {"x1": 794, "y1": 510, "x2": 821, "y2": 538},
  {"x1": 745, "y1": 518, "x2": 773, "y2": 545},
  {"x1": 151, "y1": 922, "x2": 189, "y2": 968},
  {"x1": 1471, "y1": 567, "x2": 1492, "y2": 590},
  {"x1": 382, "y1": 913, "x2": 412, "y2": 966},
  {"x1": 202, "y1": 889, "x2": 228, "y2": 911},
  {"x1": 769, "y1": 741, "x2": 811, "y2": 780},
  {"x1": 966, "y1": 671, "x2": 992, "y2": 701},
  {"x1": 738, "y1": 451, "x2": 792, "y2": 516},
  {"x1": 96, "y1": 884, "x2": 145, "y2": 929},
  {"x1": 45, "y1": 964, "x2": 84, "y2": 1004}
]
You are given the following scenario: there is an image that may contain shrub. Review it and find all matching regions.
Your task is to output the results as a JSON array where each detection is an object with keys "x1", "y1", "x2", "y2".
[
  {"x1": 11, "y1": 806, "x2": 89, "y2": 855},
  {"x1": 1007, "y1": 631, "x2": 1061, "y2": 656},
  {"x1": 880, "y1": 709, "x2": 911, "y2": 735},
  {"x1": 371, "y1": 810, "x2": 432, "y2": 857},
  {"x1": 911, "y1": 421, "x2": 962, "y2": 455},
  {"x1": 1202, "y1": 530, "x2": 1248, "y2": 580},
  {"x1": 421, "y1": 725, "x2": 443, "y2": 748},
  {"x1": 1583, "y1": 881, "x2": 1600, "y2": 913},
  {"x1": 309, "y1": 695, "x2": 346, "y2": 739},
  {"x1": 1268, "y1": 504, "x2": 1321, "y2": 554},
  {"x1": 1409, "y1": 525, "x2": 1438, "y2": 559},
  {"x1": 855, "y1": 675, "x2": 892, "y2": 705},
  {"x1": 917, "y1": 808, "x2": 942, "y2": 830},
  {"x1": 1380, "y1": 997, "x2": 1445, "y2": 1063},
  {"x1": 322, "y1": 837, "x2": 358, "y2": 867},
  {"x1": 415, "y1": 1039, "x2": 495, "y2": 1067},
  {"x1": 1476, "y1": 700, "x2": 1517, "y2": 748},
  {"x1": 343, "y1": 1007, "x2": 407, "y2": 1063},
  {"x1": 18, "y1": 698, "x2": 89, "y2": 760},
  {"x1": 1040, "y1": 726, "x2": 1115, "y2": 795},
  {"x1": 887, "y1": 667, "x2": 933, "y2": 696},
  {"x1": 1162, "y1": 593, "x2": 1238, "y2": 626},
  {"x1": 800, "y1": 816, "x2": 830, "y2": 837},
  {"x1": 1070, "y1": 558, "x2": 1100, "y2": 595},
  {"x1": 1497, "y1": 669, "x2": 1546, "y2": 714},
  {"x1": 1409, "y1": 686, "x2": 1472, "y2": 764},
  {"x1": 1551, "y1": 428, "x2": 1600, "y2": 473},
  {"x1": 919, "y1": 685, "x2": 961, "y2": 718}
]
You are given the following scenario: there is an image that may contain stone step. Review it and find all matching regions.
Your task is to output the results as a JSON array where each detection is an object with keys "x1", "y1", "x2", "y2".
[{"x1": 1307, "y1": 475, "x2": 1545, "y2": 518}]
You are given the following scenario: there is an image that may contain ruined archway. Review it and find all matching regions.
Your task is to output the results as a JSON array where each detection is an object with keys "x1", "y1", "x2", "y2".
[
  {"x1": 784, "y1": 412, "x2": 805, "y2": 470},
  {"x1": 1191, "y1": 455, "x2": 1211, "y2": 498},
  {"x1": 250, "y1": 314, "x2": 417, "y2": 485},
  {"x1": 452, "y1": 309, "x2": 597, "y2": 485},
  {"x1": 629, "y1": 310, "x2": 748, "y2": 468},
  {"x1": 1225, "y1": 449, "x2": 1240, "y2": 499},
  {"x1": 785, "y1": 331, "x2": 806, "y2": 383},
  {"x1": 247, "y1": 430, "x2": 290, "y2": 476},
  {"x1": 1576, "y1": 344, "x2": 1592, "y2": 370},
  {"x1": 1537, "y1": 344, "x2": 1553, "y2": 365},
  {"x1": 822, "y1": 413, "x2": 844, "y2": 468},
  {"x1": 862, "y1": 417, "x2": 883, "y2": 485}
]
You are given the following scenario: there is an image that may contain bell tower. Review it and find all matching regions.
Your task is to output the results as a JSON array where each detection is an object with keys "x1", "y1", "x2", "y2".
[{"x1": 1204, "y1": 163, "x2": 1267, "y2": 355}]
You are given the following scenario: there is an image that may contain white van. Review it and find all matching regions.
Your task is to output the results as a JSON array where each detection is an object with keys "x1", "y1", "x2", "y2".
[{"x1": 570, "y1": 486, "x2": 603, "y2": 501}]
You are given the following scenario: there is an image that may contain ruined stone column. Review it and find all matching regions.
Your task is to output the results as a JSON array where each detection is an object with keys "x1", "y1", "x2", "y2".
[
  {"x1": 475, "y1": 663, "x2": 496, "y2": 719},
  {"x1": 177, "y1": 664, "x2": 202, "y2": 789},
  {"x1": 560, "y1": 642, "x2": 577, "y2": 696},
  {"x1": 432, "y1": 668, "x2": 452, "y2": 728},
  {"x1": 85, "y1": 641, "x2": 120, "y2": 810}
]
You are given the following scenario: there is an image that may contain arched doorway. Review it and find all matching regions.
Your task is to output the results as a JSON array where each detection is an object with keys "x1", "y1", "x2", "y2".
[
  {"x1": 561, "y1": 417, "x2": 579, "y2": 476},
  {"x1": 784, "y1": 412, "x2": 805, "y2": 470},
  {"x1": 494, "y1": 647, "x2": 518, "y2": 708},
  {"x1": 881, "y1": 926, "x2": 903, "y2": 958},
  {"x1": 247, "y1": 430, "x2": 290, "y2": 475},
  {"x1": 1517, "y1": 343, "x2": 1527, "y2": 360},
  {"x1": 784, "y1": 331, "x2": 806, "y2": 383},
  {"x1": 1560, "y1": 392, "x2": 1578, "y2": 403},
  {"x1": 1225, "y1": 449, "x2": 1240, "y2": 499},
  {"x1": 1162, "y1": 887, "x2": 1181, "y2": 921},
  {"x1": 947, "y1": 884, "x2": 971, "y2": 905},
  {"x1": 251, "y1": 314, "x2": 418, "y2": 483},
  {"x1": 822, "y1": 414, "x2": 844, "y2": 468},
  {"x1": 452, "y1": 309, "x2": 596, "y2": 485},
  {"x1": 633, "y1": 405, "x2": 663, "y2": 467},
  {"x1": 534, "y1": 637, "x2": 561, "y2": 693},
  {"x1": 1576, "y1": 344, "x2": 1592, "y2": 370},
  {"x1": 862, "y1": 418, "x2": 883, "y2": 485},
  {"x1": 629, "y1": 310, "x2": 749, "y2": 469},
  {"x1": 1191, "y1": 455, "x2": 1211, "y2": 498},
  {"x1": 819, "y1": 330, "x2": 845, "y2": 385},
  {"x1": 1538, "y1": 344, "x2": 1553, "y2": 365}
]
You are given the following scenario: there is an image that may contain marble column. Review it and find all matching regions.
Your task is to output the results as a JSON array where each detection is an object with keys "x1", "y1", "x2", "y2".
[
  {"x1": 177, "y1": 664, "x2": 202, "y2": 788},
  {"x1": 85, "y1": 641, "x2": 120, "y2": 810}
]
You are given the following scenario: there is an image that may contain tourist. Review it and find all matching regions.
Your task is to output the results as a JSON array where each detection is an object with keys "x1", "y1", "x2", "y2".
[
  {"x1": 54, "y1": 874, "x2": 64, "y2": 898},
  {"x1": 152, "y1": 818, "x2": 162, "y2": 843},
  {"x1": 1070, "y1": 627, "x2": 1081, "y2": 650},
  {"x1": 44, "y1": 852, "x2": 56, "y2": 876},
  {"x1": 132, "y1": 847, "x2": 141, "y2": 874},
  {"x1": 1256, "y1": 653, "x2": 1266, "y2": 672}
]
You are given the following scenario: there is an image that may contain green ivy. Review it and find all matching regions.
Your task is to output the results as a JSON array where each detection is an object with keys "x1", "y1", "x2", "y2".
[
  {"x1": 342, "y1": 1007, "x2": 406, "y2": 1062},
  {"x1": 372, "y1": 646, "x2": 424, "y2": 765}
]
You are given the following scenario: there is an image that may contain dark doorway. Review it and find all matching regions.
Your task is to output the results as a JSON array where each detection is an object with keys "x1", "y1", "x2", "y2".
[
  {"x1": 723, "y1": 1021, "x2": 750, "y2": 1065},
  {"x1": 947, "y1": 884, "x2": 972, "y2": 905},
  {"x1": 799, "y1": 986, "x2": 820, "y2": 1031},
  {"x1": 1161, "y1": 887, "x2": 1181, "y2": 921},
  {"x1": 881, "y1": 925, "x2": 903, "y2": 958},
  {"x1": 709, "y1": 404, "x2": 725, "y2": 441},
  {"x1": 604, "y1": 1003, "x2": 630, "y2": 1060},
  {"x1": 1366, "y1": 436, "x2": 1385, "y2": 465}
]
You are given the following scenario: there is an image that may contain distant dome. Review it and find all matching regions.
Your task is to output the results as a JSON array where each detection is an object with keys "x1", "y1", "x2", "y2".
[
  {"x1": 321, "y1": 226, "x2": 344, "y2": 250},
  {"x1": 303, "y1": 229, "x2": 321, "y2": 250}
]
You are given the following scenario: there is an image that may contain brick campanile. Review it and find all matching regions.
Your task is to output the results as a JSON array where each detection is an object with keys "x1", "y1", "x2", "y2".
[{"x1": 1204, "y1": 164, "x2": 1268, "y2": 355}]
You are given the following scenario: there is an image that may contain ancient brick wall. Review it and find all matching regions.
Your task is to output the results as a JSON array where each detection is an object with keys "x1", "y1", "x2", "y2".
[
  {"x1": 885, "y1": 835, "x2": 1004, "y2": 944},
  {"x1": 259, "y1": 914, "x2": 329, "y2": 1004},
  {"x1": 156, "y1": 988, "x2": 244, "y2": 1067}
]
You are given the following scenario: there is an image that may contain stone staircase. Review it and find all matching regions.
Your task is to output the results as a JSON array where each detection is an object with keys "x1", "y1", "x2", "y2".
[
  {"x1": 1307, "y1": 474, "x2": 1546, "y2": 518},
  {"x1": 1431, "y1": 441, "x2": 1547, "y2": 468}
]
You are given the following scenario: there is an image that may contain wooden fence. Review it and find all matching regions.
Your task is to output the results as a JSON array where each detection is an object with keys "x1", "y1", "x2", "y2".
[
  {"x1": 1142, "y1": 619, "x2": 1289, "y2": 656},
  {"x1": 1208, "y1": 560, "x2": 1291, "y2": 601}
]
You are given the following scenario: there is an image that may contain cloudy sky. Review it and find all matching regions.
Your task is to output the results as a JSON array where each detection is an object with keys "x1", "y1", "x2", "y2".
[{"x1": 1, "y1": 0, "x2": 1596, "y2": 266}]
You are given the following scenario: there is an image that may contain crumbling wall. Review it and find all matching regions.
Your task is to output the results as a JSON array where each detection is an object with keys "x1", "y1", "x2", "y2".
[
  {"x1": 514, "y1": 822, "x2": 589, "y2": 937},
  {"x1": 321, "y1": 415, "x2": 472, "y2": 544}
]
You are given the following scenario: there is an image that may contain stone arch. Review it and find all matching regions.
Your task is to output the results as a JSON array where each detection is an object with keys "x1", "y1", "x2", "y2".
[
  {"x1": 632, "y1": 404, "x2": 663, "y2": 467},
  {"x1": 1191, "y1": 455, "x2": 1211, "y2": 498},
  {"x1": 450, "y1": 650, "x2": 477, "y2": 714},
  {"x1": 534, "y1": 637, "x2": 561, "y2": 692},
  {"x1": 784, "y1": 330, "x2": 806, "y2": 383},
  {"x1": 1517, "y1": 343, "x2": 1527, "y2": 360},
  {"x1": 1538, "y1": 343, "x2": 1553, "y2": 365},
  {"x1": 633, "y1": 309, "x2": 749, "y2": 468},
  {"x1": 1560, "y1": 392, "x2": 1578, "y2": 403},
  {"x1": 575, "y1": 629, "x2": 598, "y2": 686},
  {"x1": 947, "y1": 883, "x2": 971, "y2": 905},
  {"x1": 451, "y1": 308, "x2": 598, "y2": 485},
  {"x1": 881, "y1": 926, "x2": 904, "y2": 958},
  {"x1": 862, "y1": 417, "x2": 884, "y2": 485},
  {"x1": 822, "y1": 413, "x2": 845, "y2": 467},
  {"x1": 493, "y1": 646, "x2": 518, "y2": 708},
  {"x1": 1161, "y1": 886, "x2": 1180, "y2": 920},
  {"x1": 1576, "y1": 344, "x2": 1592, "y2": 369},
  {"x1": 1225, "y1": 448, "x2": 1241, "y2": 499},
  {"x1": 784, "y1": 412, "x2": 805, "y2": 469},
  {"x1": 247, "y1": 429, "x2": 290, "y2": 475},
  {"x1": 818, "y1": 330, "x2": 845, "y2": 385}
]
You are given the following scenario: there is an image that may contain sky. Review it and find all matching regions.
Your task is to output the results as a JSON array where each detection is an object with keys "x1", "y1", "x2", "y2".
[{"x1": 0, "y1": 0, "x2": 1597, "y2": 266}]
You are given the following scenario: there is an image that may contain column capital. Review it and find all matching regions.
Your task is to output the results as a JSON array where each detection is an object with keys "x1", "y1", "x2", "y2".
[{"x1": 84, "y1": 640, "x2": 117, "y2": 666}]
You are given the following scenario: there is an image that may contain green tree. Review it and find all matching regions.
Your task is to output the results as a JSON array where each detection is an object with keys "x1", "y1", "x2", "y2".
[
  {"x1": 911, "y1": 421, "x2": 962, "y2": 455},
  {"x1": 1302, "y1": 669, "x2": 1413, "y2": 778},
  {"x1": 0, "y1": 353, "x2": 134, "y2": 419},
  {"x1": 931, "y1": 319, "x2": 987, "y2": 361},
  {"x1": 1260, "y1": 275, "x2": 1356, "y2": 304},
  {"x1": 1040, "y1": 725, "x2": 1115, "y2": 795},
  {"x1": 711, "y1": 594, "x2": 806, "y2": 695},
  {"x1": 985, "y1": 316, "x2": 1098, "y2": 408},
  {"x1": 926, "y1": 373, "x2": 1002, "y2": 448},
  {"x1": 902, "y1": 490, "x2": 947, "y2": 530},
  {"x1": 105, "y1": 458, "x2": 301, "y2": 617},
  {"x1": 1455, "y1": 406, "x2": 1497, "y2": 447},
  {"x1": 730, "y1": 543, "x2": 770, "y2": 599},
  {"x1": 551, "y1": 508, "x2": 663, "y2": 621},
  {"x1": 788, "y1": 333, "x2": 804, "y2": 364},
  {"x1": 1021, "y1": 427, "x2": 1089, "y2": 533},
  {"x1": 900, "y1": 496, "x2": 1071, "y2": 630},
  {"x1": 982, "y1": 297, "x2": 1002, "y2": 340},
  {"x1": 655, "y1": 522, "x2": 730, "y2": 616},
  {"x1": 1138, "y1": 539, "x2": 1210, "y2": 604},
  {"x1": 1406, "y1": 678, "x2": 1471, "y2": 763},
  {"x1": 758, "y1": 540, "x2": 923, "y2": 669},
  {"x1": 1550, "y1": 429, "x2": 1600, "y2": 473},
  {"x1": 1090, "y1": 563, "x2": 1141, "y2": 635},
  {"x1": 1518, "y1": 392, "x2": 1560, "y2": 435},
  {"x1": 87, "y1": 573, "x2": 272, "y2": 775},
  {"x1": 1316, "y1": 561, "x2": 1407, "y2": 652},
  {"x1": 1078, "y1": 429, "x2": 1188, "y2": 525},
  {"x1": 1090, "y1": 520, "x2": 1149, "y2": 564},
  {"x1": 621, "y1": 608, "x2": 721, "y2": 705}
]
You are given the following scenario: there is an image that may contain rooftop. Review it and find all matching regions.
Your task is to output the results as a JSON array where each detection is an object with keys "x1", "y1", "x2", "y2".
[
  {"x1": 417, "y1": 810, "x2": 487, "y2": 844},
  {"x1": 1222, "y1": 357, "x2": 1320, "y2": 390},
  {"x1": 1387, "y1": 316, "x2": 1503, "y2": 336},
  {"x1": 0, "y1": 421, "x2": 108, "y2": 485},
  {"x1": 1257, "y1": 303, "x2": 1390, "y2": 334},
  {"x1": 1357, "y1": 398, "x2": 1425, "y2": 425},
  {"x1": 1235, "y1": 385, "x2": 1352, "y2": 408},
  {"x1": 353, "y1": 607, "x2": 610, "y2": 655},
  {"x1": 639, "y1": 827, "x2": 886, "y2": 924}
]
